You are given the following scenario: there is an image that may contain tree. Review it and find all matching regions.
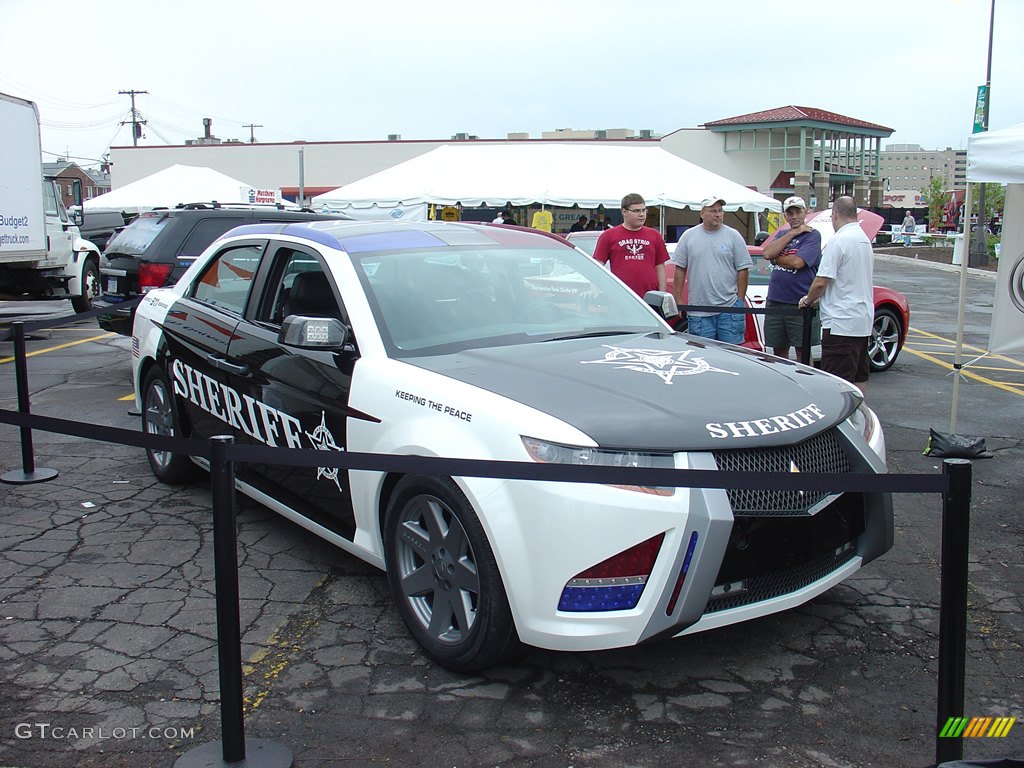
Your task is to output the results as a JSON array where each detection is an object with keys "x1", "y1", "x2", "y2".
[
  {"x1": 980, "y1": 183, "x2": 1005, "y2": 228},
  {"x1": 921, "y1": 176, "x2": 946, "y2": 232}
]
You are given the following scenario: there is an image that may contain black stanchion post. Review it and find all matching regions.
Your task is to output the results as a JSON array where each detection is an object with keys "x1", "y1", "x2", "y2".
[
  {"x1": 1, "y1": 322, "x2": 58, "y2": 485},
  {"x1": 211, "y1": 434, "x2": 246, "y2": 763},
  {"x1": 175, "y1": 435, "x2": 293, "y2": 768},
  {"x1": 800, "y1": 306, "x2": 813, "y2": 366},
  {"x1": 935, "y1": 458, "x2": 972, "y2": 767}
]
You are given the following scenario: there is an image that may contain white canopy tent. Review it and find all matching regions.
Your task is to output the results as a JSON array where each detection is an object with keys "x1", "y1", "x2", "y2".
[
  {"x1": 967, "y1": 122, "x2": 1024, "y2": 355},
  {"x1": 83, "y1": 164, "x2": 281, "y2": 213},
  {"x1": 312, "y1": 144, "x2": 781, "y2": 217},
  {"x1": 948, "y1": 121, "x2": 1024, "y2": 430}
]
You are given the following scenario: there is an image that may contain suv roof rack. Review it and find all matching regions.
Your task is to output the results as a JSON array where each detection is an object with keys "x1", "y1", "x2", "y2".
[{"x1": 175, "y1": 201, "x2": 300, "y2": 211}]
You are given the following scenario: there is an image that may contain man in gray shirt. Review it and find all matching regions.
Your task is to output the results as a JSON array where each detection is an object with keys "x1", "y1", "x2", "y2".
[{"x1": 671, "y1": 196, "x2": 752, "y2": 344}]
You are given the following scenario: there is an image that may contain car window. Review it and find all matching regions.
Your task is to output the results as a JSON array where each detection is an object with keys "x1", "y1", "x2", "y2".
[
  {"x1": 105, "y1": 215, "x2": 170, "y2": 256},
  {"x1": 748, "y1": 255, "x2": 773, "y2": 286},
  {"x1": 566, "y1": 233, "x2": 600, "y2": 256},
  {"x1": 178, "y1": 217, "x2": 248, "y2": 259},
  {"x1": 191, "y1": 244, "x2": 263, "y2": 315},
  {"x1": 355, "y1": 245, "x2": 662, "y2": 354},
  {"x1": 258, "y1": 247, "x2": 343, "y2": 325}
]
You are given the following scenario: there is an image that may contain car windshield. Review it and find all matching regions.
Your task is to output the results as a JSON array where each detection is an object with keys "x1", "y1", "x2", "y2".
[
  {"x1": 565, "y1": 233, "x2": 600, "y2": 256},
  {"x1": 354, "y1": 245, "x2": 666, "y2": 355},
  {"x1": 104, "y1": 214, "x2": 169, "y2": 256}
]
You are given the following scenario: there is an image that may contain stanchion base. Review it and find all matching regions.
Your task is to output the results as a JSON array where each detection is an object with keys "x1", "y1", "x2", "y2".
[
  {"x1": 1, "y1": 467, "x2": 59, "y2": 485},
  {"x1": 174, "y1": 738, "x2": 293, "y2": 768}
]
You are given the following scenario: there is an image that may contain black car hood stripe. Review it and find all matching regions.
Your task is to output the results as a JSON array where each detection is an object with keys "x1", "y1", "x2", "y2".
[{"x1": 403, "y1": 333, "x2": 858, "y2": 452}]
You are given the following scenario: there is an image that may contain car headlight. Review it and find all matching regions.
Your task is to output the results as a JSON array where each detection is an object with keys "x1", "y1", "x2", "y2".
[
  {"x1": 521, "y1": 436, "x2": 675, "y2": 496},
  {"x1": 846, "y1": 402, "x2": 876, "y2": 444}
]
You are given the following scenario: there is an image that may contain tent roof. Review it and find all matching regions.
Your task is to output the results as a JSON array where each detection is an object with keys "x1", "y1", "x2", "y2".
[
  {"x1": 83, "y1": 164, "x2": 260, "y2": 213},
  {"x1": 967, "y1": 122, "x2": 1024, "y2": 184},
  {"x1": 313, "y1": 144, "x2": 781, "y2": 213}
]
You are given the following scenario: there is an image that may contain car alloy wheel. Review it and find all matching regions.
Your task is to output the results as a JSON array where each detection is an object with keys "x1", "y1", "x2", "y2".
[
  {"x1": 868, "y1": 307, "x2": 902, "y2": 372},
  {"x1": 385, "y1": 476, "x2": 520, "y2": 671},
  {"x1": 141, "y1": 367, "x2": 202, "y2": 484}
]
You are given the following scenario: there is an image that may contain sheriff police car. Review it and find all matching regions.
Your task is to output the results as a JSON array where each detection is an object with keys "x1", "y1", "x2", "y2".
[{"x1": 132, "y1": 219, "x2": 892, "y2": 671}]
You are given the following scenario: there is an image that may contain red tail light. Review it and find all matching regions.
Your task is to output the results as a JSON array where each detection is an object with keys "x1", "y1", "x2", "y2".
[{"x1": 139, "y1": 263, "x2": 174, "y2": 291}]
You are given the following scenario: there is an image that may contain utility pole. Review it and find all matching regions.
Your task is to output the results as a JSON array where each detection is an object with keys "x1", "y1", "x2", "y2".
[
  {"x1": 118, "y1": 89, "x2": 148, "y2": 147},
  {"x1": 969, "y1": 0, "x2": 995, "y2": 268},
  {"x1": 243, "y1": 123, "x2": 263, "y2": 143}
]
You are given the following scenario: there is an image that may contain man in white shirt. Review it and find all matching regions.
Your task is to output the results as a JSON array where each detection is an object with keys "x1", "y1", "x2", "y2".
[{"x1": 799, "y1": 196, "x2": 874, "y2": 389}]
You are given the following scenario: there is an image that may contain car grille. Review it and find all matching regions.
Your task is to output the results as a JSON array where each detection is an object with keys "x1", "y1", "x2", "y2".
[
  {"x1": 712, "y1": 427, "x2": 851, "y2": 516},
  {"x1": 703, "y1": 542, "x2": 858, "y2": 614}
]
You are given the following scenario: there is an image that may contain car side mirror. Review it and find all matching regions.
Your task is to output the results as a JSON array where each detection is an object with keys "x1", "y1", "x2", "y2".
[
  {"x1": 643, "y1": 290, "x2": 680, "y2": 320},
  {"x1": 278, "y1": 316, "x2": 351, "y2": 350}
]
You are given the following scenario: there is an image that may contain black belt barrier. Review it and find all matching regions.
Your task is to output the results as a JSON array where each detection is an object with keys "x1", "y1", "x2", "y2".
[{"x1": 0, "y1": 300, "x2": 976, "y2": 767}]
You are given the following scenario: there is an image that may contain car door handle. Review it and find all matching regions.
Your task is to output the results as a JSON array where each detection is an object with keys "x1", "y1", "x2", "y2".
[{"x1": 206, "y1": 354, "x2": 251, "y2": 376}]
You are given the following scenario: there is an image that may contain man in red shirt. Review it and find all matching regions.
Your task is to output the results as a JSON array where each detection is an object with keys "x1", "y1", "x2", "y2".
[{"x1": 592, "y1": 193, "x2": 669, "y2": 297}]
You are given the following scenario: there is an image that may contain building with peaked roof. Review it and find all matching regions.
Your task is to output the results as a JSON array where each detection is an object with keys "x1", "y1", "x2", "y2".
[
  {"x1": 42, "y1": 161, "x2": 111, "y2": 208},
  {"x1": 661, "y1": 106, "x2": 894, "y2": 209}
]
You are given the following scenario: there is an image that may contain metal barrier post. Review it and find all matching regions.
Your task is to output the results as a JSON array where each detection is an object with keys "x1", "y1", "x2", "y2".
[
  {"x1": 1, "y1": 322, "x2": 58, "y2": 485},
  {"x1": 175, "y1": 435, "x2": 292, "y2": 768},
  {"x1": 799, "y1": 306, "x2": 813, "y2": 366},
  {"x1": 934, "y1": 458, "x2": 972, "y2": 766}
]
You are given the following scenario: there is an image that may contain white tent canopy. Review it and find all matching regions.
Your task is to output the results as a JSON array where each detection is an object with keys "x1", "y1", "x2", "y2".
[
  {"x1": 313, "y1": 144, "x2": 781, "y2": 214},
  {"x1": 968, "y1": 122, "x2": 1024, "y2": 183},
  {"x1": 83, "y1": 164, "x2": 280, "y2": 213},
  {"x1": 966, "y1": 122, "x2": 1024, "y2": 355}
]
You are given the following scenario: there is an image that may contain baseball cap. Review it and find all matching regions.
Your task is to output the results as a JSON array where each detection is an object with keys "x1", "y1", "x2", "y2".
[
  {"x1": 700, "y1": 196, "x2": 726, "y2": 209},
  {"x1": 783, "y1": 196, "x2": 807, "y2": 211}
]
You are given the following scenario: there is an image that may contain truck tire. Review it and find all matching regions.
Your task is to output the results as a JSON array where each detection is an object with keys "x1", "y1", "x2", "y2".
[{"x1": 71, "y1": 257, "x2": 99, "y2": 313}]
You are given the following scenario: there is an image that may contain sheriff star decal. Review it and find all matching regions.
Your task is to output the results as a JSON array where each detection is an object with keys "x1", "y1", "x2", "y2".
[
  {"x1": 581, "y1": 345, "x2": 738, "y2": 384},
  {"x1": 305, "y1": 411, "x2": 344, "y2": 493}
]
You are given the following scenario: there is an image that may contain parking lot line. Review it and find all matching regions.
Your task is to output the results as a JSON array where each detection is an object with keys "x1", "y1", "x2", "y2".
[
  {"x1": 0, "y1": 332, "x2": 114, "y2": 365},
  {"x1": 904, "y1": 327, "x2": 1024, "y2": 397}
]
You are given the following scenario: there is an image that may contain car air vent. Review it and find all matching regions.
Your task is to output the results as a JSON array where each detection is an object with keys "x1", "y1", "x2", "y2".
[{"x1": 712, "y1": 428, "x2": 852, "y2": 516}]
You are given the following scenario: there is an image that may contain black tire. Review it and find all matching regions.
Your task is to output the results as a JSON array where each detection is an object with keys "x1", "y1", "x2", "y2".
[
  {"x1": 71, "y1": 258, "x2": 99, "y2": 313},
  {"x1": 384, "y1": 476, "x2": 522, "y2": 672},
  {"x1": 141, "y1": 366, "x2": 203, "y2": 484},
  {"x1": 868, "y1": 307, "x2": 903, "y2": 372}
]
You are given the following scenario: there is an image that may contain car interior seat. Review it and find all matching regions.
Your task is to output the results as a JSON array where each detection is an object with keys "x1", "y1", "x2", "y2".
[{"x1": 284, "y1": 271, "x2": 341, "y2": 319}]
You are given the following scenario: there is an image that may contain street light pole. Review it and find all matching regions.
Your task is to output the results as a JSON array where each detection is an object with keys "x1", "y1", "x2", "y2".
[{"x1": 969, "y1": 0, "x2": 995, "y2": 268}]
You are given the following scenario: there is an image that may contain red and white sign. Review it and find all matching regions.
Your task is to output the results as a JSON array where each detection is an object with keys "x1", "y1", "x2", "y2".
[
  {"x1": 241, "y1": 187, "x2": 282, "y2": 205},
  {"x1": 882, "y1": 190, "x2": 926, "y2": 208}
]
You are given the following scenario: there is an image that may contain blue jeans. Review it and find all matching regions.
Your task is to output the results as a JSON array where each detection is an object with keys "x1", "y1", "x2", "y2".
[{"x1": 687, "y1": 298, "x2": 746, "y2": 344}]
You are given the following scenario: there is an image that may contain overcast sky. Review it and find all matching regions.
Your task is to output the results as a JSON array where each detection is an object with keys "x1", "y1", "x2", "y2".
[{"x1": 3, "y1": 0, "x2": 1022, "y2": 171}]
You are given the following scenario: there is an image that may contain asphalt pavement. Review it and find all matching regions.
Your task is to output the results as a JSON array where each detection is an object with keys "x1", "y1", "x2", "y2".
[{"x1": 0, "y1": 253, "x2": 1021, "y2": 768}]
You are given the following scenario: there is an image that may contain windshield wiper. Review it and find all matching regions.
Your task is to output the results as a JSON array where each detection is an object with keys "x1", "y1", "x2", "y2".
[{"x1": 542, "y1": 329, "x2": 644, "y2": 342}]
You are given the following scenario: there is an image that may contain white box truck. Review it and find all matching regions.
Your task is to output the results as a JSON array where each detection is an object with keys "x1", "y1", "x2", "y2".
[{"x1": 0, "y1": 91, "x2": 101, "y2": 312}]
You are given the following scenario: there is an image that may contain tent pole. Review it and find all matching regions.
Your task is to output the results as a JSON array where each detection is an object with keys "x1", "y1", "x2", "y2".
[
  {"x1": 949, "y1": 183, "x2": 974, "y2": 433},
  {"x1": 659, "y1": 205, "x2": 665, "y2": 238}
]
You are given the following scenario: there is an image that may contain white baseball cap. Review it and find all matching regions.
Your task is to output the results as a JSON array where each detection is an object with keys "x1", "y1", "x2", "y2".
[
  {"x1": 700, "y1": 196, "x2": 726, "y2": 209},
  {"x1": 783, "y1": 196, "x2": 807, "y2": 211}
]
